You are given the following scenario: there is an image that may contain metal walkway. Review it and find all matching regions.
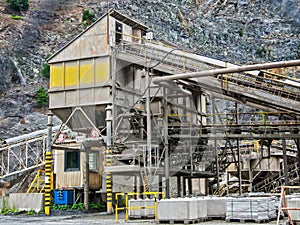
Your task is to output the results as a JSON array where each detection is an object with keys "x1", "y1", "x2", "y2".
[{"x1": 0, "y1": 125, "x2": 60, "y2": 179}]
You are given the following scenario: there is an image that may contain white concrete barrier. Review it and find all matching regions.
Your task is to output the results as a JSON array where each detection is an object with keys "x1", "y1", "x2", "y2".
[{"x1": 8, "y1": 193, "x2": 44, "y2": 213}]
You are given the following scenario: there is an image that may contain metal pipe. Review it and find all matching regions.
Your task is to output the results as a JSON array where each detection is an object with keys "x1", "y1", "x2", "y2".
[
  {"x1": 163, "y1": 87, "x2": 170, "y2": 198},
  {"x1": 153, "y1": 59, "x2": 300, "y2": 83},
  {"x1": 146, "y1": 68, "x2": 152, "y2": 184}
]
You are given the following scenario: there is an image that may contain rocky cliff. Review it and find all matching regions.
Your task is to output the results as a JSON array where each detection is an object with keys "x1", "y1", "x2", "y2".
[{"x1": 0, "y1": 0, "x2": 299, "y2": 140}]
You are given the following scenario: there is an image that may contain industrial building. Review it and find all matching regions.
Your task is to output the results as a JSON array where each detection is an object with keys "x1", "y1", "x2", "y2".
[{"x1": 1, "y1": 9, "x2": 300, "y2": 223}]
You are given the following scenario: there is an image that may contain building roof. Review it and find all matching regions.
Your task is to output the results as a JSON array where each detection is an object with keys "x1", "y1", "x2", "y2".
[{"x1": 48, "y1": 9, "x2": 148, "y2": 63}]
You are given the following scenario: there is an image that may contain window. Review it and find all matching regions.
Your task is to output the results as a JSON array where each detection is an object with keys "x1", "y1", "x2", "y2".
[
  {"x1": 65, "y1": 151, "x2": 80, "y2": 171},
  {"x1": 115, "y1": 21, "x2": 123, "y2": 44},
  {"x1": 89, "y1": 152, "x2": 99, "y2": 172}
]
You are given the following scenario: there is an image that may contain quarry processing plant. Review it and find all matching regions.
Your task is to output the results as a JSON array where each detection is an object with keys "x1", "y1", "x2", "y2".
[{"x1": 1, "y1": 9, "x2": 300, "y2": 223}]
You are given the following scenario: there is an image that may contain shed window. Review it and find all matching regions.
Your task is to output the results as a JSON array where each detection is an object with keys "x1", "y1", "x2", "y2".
[
  {"x1": 115, "y1": 22, "x2": 123, "y2": 44},
  {"x1": 89, "y1": 152, "x2": 99, "y2": 172},
  {"x1": 65, "y1": 151, "x2": 80, "y2": 171}
]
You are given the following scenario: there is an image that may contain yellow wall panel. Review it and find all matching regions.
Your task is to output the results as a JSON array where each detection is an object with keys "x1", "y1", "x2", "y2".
[
  {"x1": 80, "y1": 60, "x2": 94, "y2": 87},
  {"x1": 95, "y1": 57, "x2": 109, "y2": 84},
  {"x1": 50, "y1": 64, "x2": 64, "y2": 89},
  {"x1": 65, "y1": 61, "x2": 78, "y2": 87}
]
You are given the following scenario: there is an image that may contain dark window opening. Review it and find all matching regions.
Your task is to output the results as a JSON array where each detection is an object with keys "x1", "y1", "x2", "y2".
[
  {"x1": 65, "y1": 151, "x2": 80, "y2": 171},
  {"x1": 115, "y1": 22, "x2": 123, "y2": 44}
]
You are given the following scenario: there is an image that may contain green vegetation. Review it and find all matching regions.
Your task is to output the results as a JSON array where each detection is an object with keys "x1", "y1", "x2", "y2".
[
  {"x1": 36, "y1": 86, "x2": 48, "y2": 108},
  {"x1": 6, "y1": 0, "x2": 29, "y2": 11},
  {"x1": 82, "y1": 9, "x2": 96, "y2": 26},
  {"x1": 0, "y1": 200, "x2": 19, "y2": 215},
  {"x1": 41, "y1": 54, "x2": 51, "y2": 79},
  {"x1": 256, "y1": 46, "x2": 268, "y2": 58},
  {"x1": 26, "y1": 209, "x2": 36, "y2": 216},
  {"x1": 238, "y1": 27, "x2": 244, "y2": 37},
  {"x1": 51, "y1": 202, "x2": 104, "y2": 211},
  {"x1": 11, "y1": 14, "x2": 22, "y2": 20},
  {"x1": 71, "y1": 202, "x2": 84, "y2": 210}
]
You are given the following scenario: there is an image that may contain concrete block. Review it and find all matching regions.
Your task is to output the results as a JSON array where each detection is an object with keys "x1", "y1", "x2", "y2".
[
  {"x1": 226, "y1": 197, "x2": 271, "y2": 221},
  {"x1": 205, "y1": 197, "x2": 227, "y2": 218},
  {"x1": 128, "y1": 199, "x2": 140, "y2": 218},
  {"x1": 193, "y1": 197, "x2": 207, "y2": 219},
  {"x1": 128, "y1": 198, "x2": 155, "y2": 218},
  {"x1": 157, "y1": 198, "x2": 198, "y2": 221},
  {"x1": 287, "y1": 198, "x2": 300, "y2": 221},
  {"x1": 8, "y1": 193, "x2": 44, "y2": 213}
]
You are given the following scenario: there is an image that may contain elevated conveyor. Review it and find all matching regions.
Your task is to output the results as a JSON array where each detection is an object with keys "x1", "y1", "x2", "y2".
[{"x1": 117, "y1": 41, "x2": 300, "y2": 115}]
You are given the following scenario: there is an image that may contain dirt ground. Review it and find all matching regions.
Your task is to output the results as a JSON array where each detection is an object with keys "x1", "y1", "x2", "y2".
[{"x1": 0, "y1": 212, "x2": 290, "y2": 225}]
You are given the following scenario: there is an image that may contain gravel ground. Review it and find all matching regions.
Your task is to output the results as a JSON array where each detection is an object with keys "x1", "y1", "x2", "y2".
[{"x1": 0, "y1": 212, "x2": 289, "y2": 225}]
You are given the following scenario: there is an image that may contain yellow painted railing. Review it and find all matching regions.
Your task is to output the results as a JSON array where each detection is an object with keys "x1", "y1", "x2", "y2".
[
  {"x1": 27, "y1": 169, "x2": 53, "y2": 193},
  {"x1": 115, "y1": 191, "x2": 164, "y2": 223}
]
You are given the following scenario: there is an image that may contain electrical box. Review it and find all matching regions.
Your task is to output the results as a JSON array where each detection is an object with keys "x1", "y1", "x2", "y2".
[{"x1": 53, "y1": 190, "x2": 74, "y2": 205}]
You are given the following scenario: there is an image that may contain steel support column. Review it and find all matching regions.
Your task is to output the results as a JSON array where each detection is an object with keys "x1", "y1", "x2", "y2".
[
  {"x1": 106, "y1": 105, "x2": 113, "y2": 213},
  {"x1": 45, "y1": 112, "x2": 53, "y2": 215}
]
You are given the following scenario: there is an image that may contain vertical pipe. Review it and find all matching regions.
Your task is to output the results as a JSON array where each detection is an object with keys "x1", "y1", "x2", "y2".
[
  {"x1": 177, "y1": 176, "x2": 181, "y2": 197},
  {"x1": 84, "y1": 148, "x2": 89, "y2": 210},
  {"x1": 134, "y1": 176, "x2": 137, "y2": 195},
  {"x1": 282, "y1": 138, "x2": 289, "y2": 188},
  {"x1": 146, "y1": 68, "x2": 152, "y2": 190},
  {"x1": 212, "y1": 97, "x2": 220, "y2": 195},
  {"x1": 235, "y1": 103, "x2": 242, "y2": 195},
  {"x1": 188, "y1": 177, "x2": 192, "y2": 195},
  {"x1": 45, "y1": 112, "x2": 53, "y2": 215},
  {"x1": 159, "y1": 175, "x2": 163, "y2": 199},
  {"x1": 106, "y1": 105, "x2": 113, "y2": 214},
  {"x1": 163, "y1": 87, "x2": 170, "y2": 198},
  {"x1": 106, "y1": 0, "x2": 109, "y2": 45},
  {"x1": 183, "y1": 177, "x2": 186, "y2": 196},
  {"x1": 298, "y1": 138, "x2": 300, "y2": 181}
]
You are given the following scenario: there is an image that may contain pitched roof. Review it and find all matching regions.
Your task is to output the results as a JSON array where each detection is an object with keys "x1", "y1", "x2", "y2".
[{"x1": 48, "y1": 9, "x2": 148, "y2": 63}]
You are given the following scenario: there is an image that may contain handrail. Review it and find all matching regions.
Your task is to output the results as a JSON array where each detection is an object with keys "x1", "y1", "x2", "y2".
[{"x1": 115, "y1": 191, "x2": 164, "y2": 223}]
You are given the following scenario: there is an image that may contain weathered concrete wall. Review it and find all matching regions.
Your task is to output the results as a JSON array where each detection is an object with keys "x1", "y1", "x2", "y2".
[{"x1": 6, "y1": 193, "x2": 44, "y2": 213}]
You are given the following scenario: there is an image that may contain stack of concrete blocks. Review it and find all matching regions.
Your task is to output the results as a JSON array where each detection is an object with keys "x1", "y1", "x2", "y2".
[
  {"x1": 128, "y1": 198, "x2": 155, "y2": 219},
  {"x1": 226, "y1": 197, "x2": 273, "y2": 222},
  {"x1": 204, "y1": 196, "x2": 228, "y2": 219},
  {"x1": 286, "y1": 197, "x2": 300, "y2": 221},
  {"x1": 157, "y1": 198, "x2": 198, "y2": 222},
  {"x1": 268, "y1": 197, "x2": 278, "y2": 220}
]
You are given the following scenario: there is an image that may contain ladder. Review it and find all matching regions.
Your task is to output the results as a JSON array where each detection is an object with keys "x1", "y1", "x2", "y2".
[{"x1": 27, "y1": 169, "x2": 53, "y2": 193}]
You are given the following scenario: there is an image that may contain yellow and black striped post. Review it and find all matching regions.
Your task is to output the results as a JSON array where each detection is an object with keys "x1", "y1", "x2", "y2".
[
  {"x1": 105, "y1": 105, "x2": 113, "y2": 213},
  {"x1": 106, "y1": 149, "x2": 113, "y2": 213},
  {"x1": 45, "y1": 112, "x2": 53, "y2": 215}
]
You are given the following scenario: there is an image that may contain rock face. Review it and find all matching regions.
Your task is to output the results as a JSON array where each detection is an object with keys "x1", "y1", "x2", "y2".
[{"x1": 0, "y1": 0, "x2": 299, "y2": 139}]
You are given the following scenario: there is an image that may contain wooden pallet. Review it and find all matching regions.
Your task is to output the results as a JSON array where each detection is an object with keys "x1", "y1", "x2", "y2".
[
  {"x1": 226, "y1": 218, "x2": 270, "y2": 223},
  {"x1": 157, "y1": 219, "x2": 198, "y2": 224}
]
